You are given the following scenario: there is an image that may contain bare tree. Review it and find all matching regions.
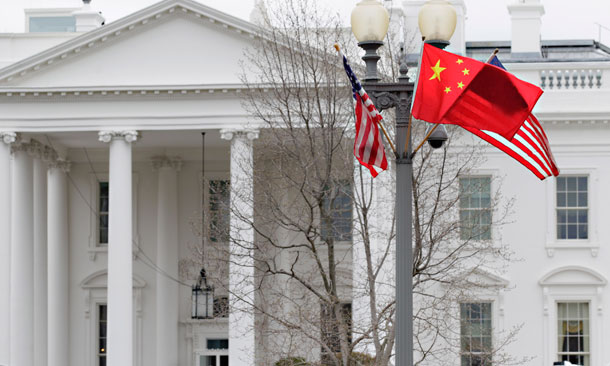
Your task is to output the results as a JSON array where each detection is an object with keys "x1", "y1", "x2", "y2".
[{"x1": 181, "y1": 1, "x2": 524, "y2": 365}]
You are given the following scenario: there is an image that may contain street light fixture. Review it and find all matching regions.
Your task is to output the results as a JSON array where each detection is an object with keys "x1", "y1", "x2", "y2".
[{"x1": 350, "y1": 1, "x2": 457, "y2": 365}]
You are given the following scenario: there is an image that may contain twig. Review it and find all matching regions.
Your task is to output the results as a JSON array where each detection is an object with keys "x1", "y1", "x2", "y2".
[{"x1": 411, "y1": 124, "x2": 439, "y2": 157}]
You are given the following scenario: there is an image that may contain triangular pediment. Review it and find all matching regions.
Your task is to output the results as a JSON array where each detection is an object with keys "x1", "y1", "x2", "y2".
[
  {"x1": 0, "y1": 0, "x2": 260, "y2": 88},
  {"x1": 458, "y1": 268, "x2": 510, "y2": 289}
]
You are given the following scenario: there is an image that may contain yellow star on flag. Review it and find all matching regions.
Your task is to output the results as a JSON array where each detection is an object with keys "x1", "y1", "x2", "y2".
[
  {"x1": 444, "y1": 86, "x2": 451, "y2": 94},
  {"x1": 462, "y1": 68, "x2": 470, "y2": 76},
  {"x1": 457, "y1": 81, "x2": 465, "y2": 89},
  {"x1": 456, "y1": 59, "x2": 464, "y2": 64},
  {"x1": 429, "y1": 60, "x2": 446, "y2": 82}
]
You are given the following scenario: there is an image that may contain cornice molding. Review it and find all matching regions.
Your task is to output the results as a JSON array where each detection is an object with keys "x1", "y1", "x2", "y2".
[{"x1": 0, "y1": 84, "x2": 247, "y2": 98}]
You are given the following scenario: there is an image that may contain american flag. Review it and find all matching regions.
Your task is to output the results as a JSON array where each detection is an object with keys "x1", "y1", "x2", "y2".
[
  {"x1": 340, "y1": 52, "x2": 388, "y2": 177},
  {"x1": 463, "y1": 56, "x2": 559, "y2": 180}
]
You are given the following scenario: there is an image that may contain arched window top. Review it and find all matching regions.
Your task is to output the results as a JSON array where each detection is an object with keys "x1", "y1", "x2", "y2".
[
  {"x1": 81, "y1": 270, "x2": 147, "y2": 289},
  {"x1": 539, "y1": 266, "x2": 607, "y2": 287}
]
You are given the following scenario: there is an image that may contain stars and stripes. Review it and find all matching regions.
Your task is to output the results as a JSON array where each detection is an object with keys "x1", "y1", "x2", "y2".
[
  {"x1": 340, "y1": 52, "x2": 388, "y2": 177},
  {"x1": 465, "y1": 56, "x2": 559, "y2": 180}
]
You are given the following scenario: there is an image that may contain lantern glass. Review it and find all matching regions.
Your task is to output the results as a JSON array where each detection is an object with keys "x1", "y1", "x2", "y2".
[
  {"x1": 192, "y1": 285, "x2": 215, "y2": 319},
  {"x1": 418, "y1": 0, "x2": 457, "y2": 42},
  {"x1": 350, "y1": 0, "x2": 390, "y2": 43}
]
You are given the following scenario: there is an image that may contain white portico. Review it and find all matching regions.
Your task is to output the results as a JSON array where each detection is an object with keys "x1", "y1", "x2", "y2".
[{"x1": 0, "y1": 0, "x2": 261, "y2": 365}]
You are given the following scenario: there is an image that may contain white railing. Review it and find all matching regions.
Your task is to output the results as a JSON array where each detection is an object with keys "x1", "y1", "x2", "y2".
[{"x1": 540, "y1": 69, "x2": 602, "y2": 89}]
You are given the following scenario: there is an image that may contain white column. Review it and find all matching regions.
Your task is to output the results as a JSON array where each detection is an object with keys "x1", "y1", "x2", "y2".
[
  {"x1": 152, "y1": 156, "x2": 182, "y2": 366},
  {"x1": 32, "y1": 141, "x2": 49, "y2": 366},
  {"x1": 220, "y1": 129, "x2": 259, "y2": 366},
  {"x1": 0, "y1": 132, "x2": 16, "y2": 365},
  {"x1": 10, "y1": 141, "x2": 35, "y2": 366},
  {"x1": 99, "y1": 130, "x2": 138, "y2": 366},
  {"x1": 47, "y1": 159, "x2": 71, "y2": 366}
]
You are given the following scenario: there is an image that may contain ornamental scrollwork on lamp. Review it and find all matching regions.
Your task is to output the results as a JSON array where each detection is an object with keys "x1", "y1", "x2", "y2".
[{"x1": 369, "y1": 91, "x2": 399, "y2": 111}]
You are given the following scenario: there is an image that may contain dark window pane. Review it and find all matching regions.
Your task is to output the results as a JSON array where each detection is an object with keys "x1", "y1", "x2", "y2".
[
  {"x1": 220, "y1": 355, "x2": 228, "y2": 366},
  {"x1": 578, "y1": 177, "x2": 587, "y2": 191},
  {"x1": 99, "y1": 228, "x2": 108, "y2": 244},
  {"x1": 567, "y1": 177, "x2": 577, "y2": 191},
  {"x1": 567, "y1": 224, "x2": 577, "y2": 239},
  {"x1": 578, "y1": 192, "x2": 587, "y2": 207},
  {"x1": 579, "y1": 225, "x2": 588, "y2": 239},
  {"x1": 567, "y1": 192, "x2": 577, "y2": 207},
  {"x1": 207, "y1": 339, "x2": 229, "y2": 350},
  {"x1": 557, "y1": 192, "x2": 566, "y2": 207},
  {"x1": 209, "y1": 180, "x2": 230, "y2": 242},
  {"x1": 567, "y1": 210, "x2": 577, "y2": 223},
  {"x1": 204, "y1": 356, "x2": 217, "y2": 366},
  {"x1": 558, "y1": 225, "x2": 566, "y2": 239},
  {"x1": 99, "y1": 338, "x2": 106, "y2": 354},
  {"x1": 557, "y1": 177, "x2": 566, "y2": 191},
  {"x1": 557, "y1": 210, "x2": 567, "y2": 224},
  {"x1": 321, "y1": 181, "x2": 353, "y2": 242},
  {"x1": 29, "y1": 16, "x2": 76, "y2": 32}
]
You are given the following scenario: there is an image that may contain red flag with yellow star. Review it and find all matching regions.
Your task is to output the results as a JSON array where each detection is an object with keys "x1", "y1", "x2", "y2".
[{"x1": 412, "y1": 43, "x2": 543, "y2": 140}]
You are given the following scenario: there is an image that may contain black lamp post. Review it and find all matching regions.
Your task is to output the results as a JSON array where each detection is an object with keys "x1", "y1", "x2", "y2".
[{"x1": 350, "y1": 1, "x2": 457, "y2": 365}]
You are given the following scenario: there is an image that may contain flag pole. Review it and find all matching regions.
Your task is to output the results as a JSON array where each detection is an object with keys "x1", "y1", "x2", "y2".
[
  {"x1": 411, "y1": 124, "x2": 439, "y2": 156},
  {"x1": 486, "y1": 48, "x2": 500, "y2": 64},
  {"x1": 334, "y1": 43, "x2": 397, "y2": 157},
  {"x1": 404, "y1": 37, "x2": 426, "y2": 155}
]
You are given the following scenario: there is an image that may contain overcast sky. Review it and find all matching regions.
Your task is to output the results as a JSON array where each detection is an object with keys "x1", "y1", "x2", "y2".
[{"x1": 2, "y1": 0, "x2": 610, "y2": 44}]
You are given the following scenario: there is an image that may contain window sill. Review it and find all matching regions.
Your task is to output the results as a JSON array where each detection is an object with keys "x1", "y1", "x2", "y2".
[
  {"x1": 545, "y1": 241, "x2": 599, "y2": 257},
  {"x1": 88, "y1": 247, "x2": 108, "y2": 261}
]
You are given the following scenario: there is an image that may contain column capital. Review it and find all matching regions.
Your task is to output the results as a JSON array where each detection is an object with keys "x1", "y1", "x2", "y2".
[
  {"x1": 48, "y1": 159, "x2": 71, "y2": 173},
  {"x1": 0, "y1": 132, "x2": 18, "y2": 145},
  {"x1": 27, "y1": 139, "x2": 58, "y2": 162},
  {"x1": 220, "y1": 128, "x2": 259, "y2": 141},
  {"x1": 151, "y1": 156, "x2": 182, "y2": 171},
  {"x1": 98, "y1": 130, "x2": 139, "y2": 143}
]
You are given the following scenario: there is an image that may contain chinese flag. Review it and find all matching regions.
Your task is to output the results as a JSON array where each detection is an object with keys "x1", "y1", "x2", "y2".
[{"x1": 412, "y1": 43, "x2": 543, "y2": 140}]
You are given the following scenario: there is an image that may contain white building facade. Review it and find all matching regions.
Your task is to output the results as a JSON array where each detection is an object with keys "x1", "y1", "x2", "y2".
[{"x1": 0, "y1": 0, "x2": 609, "y2": 366}]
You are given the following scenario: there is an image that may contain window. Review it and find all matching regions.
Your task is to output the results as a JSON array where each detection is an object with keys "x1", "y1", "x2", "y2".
[
  {"x1": 99, "y1": 182, "x2": 109, "y2": 245},
  {"x1": 321, "y1": 180, "x2": 353, "y2": 242},
  {"x1": 460, "y1": 302, "x2": 492, "y2": 366},
  {"x1": 98, "y1": 304, "x2": 107, "y2": 366},
  {"x1": 213, "y1": 296, "x2": 229, "y2": 318},
  {"x1": 459, "y1": 177, "x2": 492, "y2": 240},
  {"x1": 200, "y1": 339, "x2": 229, "y2": 366},
  {"x1": 320, "y1": 302, "x2": 352, "y2": 364},
  {"x1": 29, "y1": 16, "x2": 76, "y2": 32},
  {"x1": 209, "y1": 180, "x2": 230, "y2": 242},
  {"x1": 557, "y1": 302, "x2": 590, "y2": 366},
  {"x1": 556, "y1": 176, "x2": 588, "y2": 240}
]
